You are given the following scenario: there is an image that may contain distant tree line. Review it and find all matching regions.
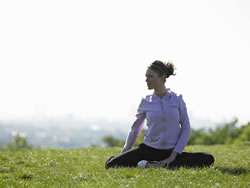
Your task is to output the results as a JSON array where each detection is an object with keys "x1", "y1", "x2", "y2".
[
  {"x1": 0, "y1": 134, "x2": 33, "y2": 151},
  {"x1": 101, "y1": 136, "x2": 125, "y2": 147},
  {"x1": 2, "y1": 119, "x2": 249, "y2": 151},
  {"x1": 102, "y1": 119, "x2": 250, "y2": 147},
  {"x1": 188, "y1": 119, "x2": 250, "y2": 145}
]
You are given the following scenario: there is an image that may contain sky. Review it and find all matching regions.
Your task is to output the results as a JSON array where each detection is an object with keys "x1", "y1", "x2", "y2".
[{"x1": 0, "y1": 0, "x2": 250, "y2": 128}]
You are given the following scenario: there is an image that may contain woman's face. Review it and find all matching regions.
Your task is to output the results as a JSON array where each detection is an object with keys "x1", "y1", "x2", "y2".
[{"x1": 145, "y1": 68, "x2": 165, "y2": 90}]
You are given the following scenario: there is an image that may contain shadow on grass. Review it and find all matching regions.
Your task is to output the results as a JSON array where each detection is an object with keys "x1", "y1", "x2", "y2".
[
  {"x1": 165, "y1": 165, "x2": 249, "y2": 176},
  {"x1": 215, "y1": 167, "x2": 249, "y2": 175}
]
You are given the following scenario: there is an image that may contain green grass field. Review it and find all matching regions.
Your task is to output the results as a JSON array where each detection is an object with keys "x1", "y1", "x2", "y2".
[{"x1": 0, "y1": 144, "x2": 249, "y2": 187}]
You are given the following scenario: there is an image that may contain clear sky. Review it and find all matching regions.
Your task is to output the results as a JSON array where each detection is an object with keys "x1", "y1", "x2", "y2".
[{"x1": 0, "y1": 0, "x2": 249, "y2": 128}]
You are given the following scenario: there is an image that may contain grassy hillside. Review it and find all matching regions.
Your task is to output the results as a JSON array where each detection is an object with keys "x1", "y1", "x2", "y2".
[{"x1": 0, "y1": 144, "x2": 249, "y2": 187}]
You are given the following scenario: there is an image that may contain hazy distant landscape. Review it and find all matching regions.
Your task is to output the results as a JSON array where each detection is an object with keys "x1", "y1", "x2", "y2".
[
  {"x1": 0, "y1": 114, "x2": 229, "y2": 149},
  {"x1": 0, "y1": 116, "x2": 130, "y2": 149}
]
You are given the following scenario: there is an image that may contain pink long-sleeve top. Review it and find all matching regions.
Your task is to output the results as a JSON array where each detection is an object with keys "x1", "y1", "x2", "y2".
[{"x1": 123, "y1": 89, "x2": 191, "y2": 154}]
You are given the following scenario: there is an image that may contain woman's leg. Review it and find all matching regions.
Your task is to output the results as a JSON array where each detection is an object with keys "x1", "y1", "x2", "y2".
[
  {"x1": 168, "y1": 152, "x2": 215, "y2": 168},
  {"x1": 105, "y1": 143, "x2": 173, "y2": 168}
]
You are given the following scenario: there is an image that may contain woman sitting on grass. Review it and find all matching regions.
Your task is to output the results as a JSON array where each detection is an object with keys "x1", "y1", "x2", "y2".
[{"x1": 105, "y1": 60, "x2": 215, "y2": 169}]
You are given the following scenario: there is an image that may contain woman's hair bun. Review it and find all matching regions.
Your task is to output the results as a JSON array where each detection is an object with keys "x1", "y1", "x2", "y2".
[
  {"x1": 149, "y1": 60, "x2": 176, "y2": 78},
  {"x1": 164, "y1": 62, "x2": 176, "y2": 77}
]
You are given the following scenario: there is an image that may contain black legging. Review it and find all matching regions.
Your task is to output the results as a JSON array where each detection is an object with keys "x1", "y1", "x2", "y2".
[{"x1": 105, "y1": 143, "x2": 215, "y2": 169}]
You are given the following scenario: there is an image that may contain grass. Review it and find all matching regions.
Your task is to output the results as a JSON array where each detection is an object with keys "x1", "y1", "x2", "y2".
[{"x1": 0, "y1": 144, "x2": 249, "y2": 187}]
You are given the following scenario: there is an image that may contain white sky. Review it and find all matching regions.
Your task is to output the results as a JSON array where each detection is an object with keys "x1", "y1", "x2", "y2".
[{"x1": 0, "y1": 0, "x2": 250, "y2": 127}]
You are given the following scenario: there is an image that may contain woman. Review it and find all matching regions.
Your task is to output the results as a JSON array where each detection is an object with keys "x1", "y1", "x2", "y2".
[{"x1": 105, "y1": 60, "x2": 215, "y2": 169}]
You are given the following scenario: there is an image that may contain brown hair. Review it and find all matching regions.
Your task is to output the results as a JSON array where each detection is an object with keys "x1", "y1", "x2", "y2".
[{"x1": 149, "y1": 60, "x2": 176, "y2": 78}]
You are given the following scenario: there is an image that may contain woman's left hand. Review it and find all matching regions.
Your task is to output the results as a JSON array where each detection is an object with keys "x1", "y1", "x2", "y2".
[{"x1": 159, "y1": 151, "x2": 178, "y2": 167}]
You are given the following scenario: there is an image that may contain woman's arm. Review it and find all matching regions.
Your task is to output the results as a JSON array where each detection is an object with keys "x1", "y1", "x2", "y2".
[
  {"x1": 122, "y1": 99, "x2": 146, "y2": 153},
  {"x1": 173, "y1": 95, "x2": 191, "y2": 154},
  {"x1": 122, "y1": 116, "x2": 145, "y2": 153}
]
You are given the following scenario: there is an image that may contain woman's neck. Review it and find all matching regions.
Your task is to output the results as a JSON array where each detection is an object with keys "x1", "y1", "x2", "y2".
[{"x1": 154, "y1": 86, "x2": 169, "y2": 98}]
